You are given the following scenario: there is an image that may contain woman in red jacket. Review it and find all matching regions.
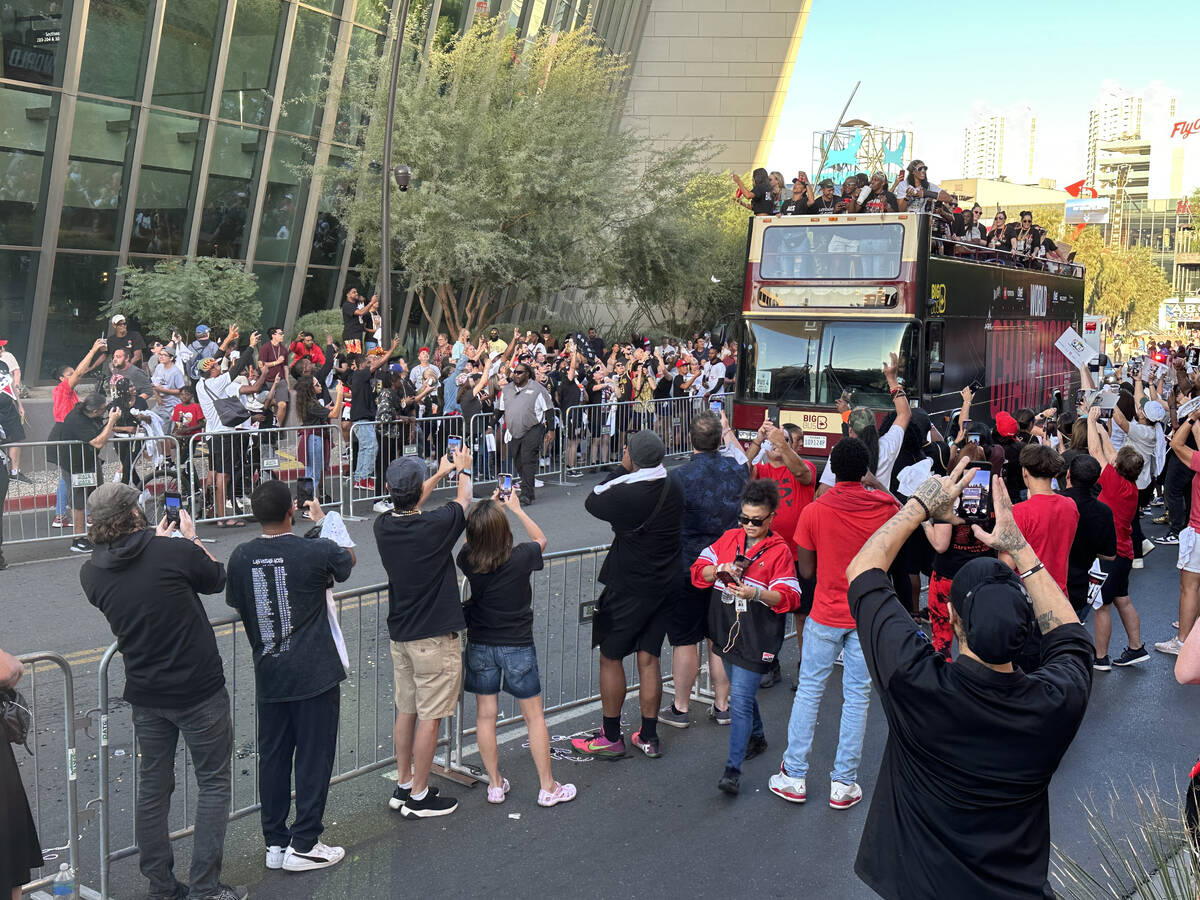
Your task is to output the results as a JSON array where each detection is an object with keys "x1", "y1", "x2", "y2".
[{"x1": 692, "y1": 479, "x2": 801, "y2": 796}]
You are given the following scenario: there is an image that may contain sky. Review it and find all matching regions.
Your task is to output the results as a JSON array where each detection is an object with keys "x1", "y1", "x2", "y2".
[{"x1": 766, "y1": 0, "x2": 1200, "y2": 188}]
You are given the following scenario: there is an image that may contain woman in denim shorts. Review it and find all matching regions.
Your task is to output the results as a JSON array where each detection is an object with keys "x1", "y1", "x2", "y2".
[{"x1": 456, "y1": 494, "x2": 577, "y2": 808}]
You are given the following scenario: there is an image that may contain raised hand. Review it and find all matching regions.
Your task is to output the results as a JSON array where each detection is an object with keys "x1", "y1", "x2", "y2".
[
  {"x1": 909, "y1": 456, "x2": 973, "y2": 522},
  {"x1": 970, "y1": 476, "x2": 1028, "y2": 553}
]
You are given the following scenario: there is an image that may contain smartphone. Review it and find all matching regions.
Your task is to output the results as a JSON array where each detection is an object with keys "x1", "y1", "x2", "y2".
[
  {"x1": 164, "y1": 491, "x2": 181, "y2": 527},
  {"x1": 766, "y1": 403, "x2": 781, "y2": 425},
  {"x1": 498, "y1": 472, "x2": 513, "y2": 499},
  {"x1": 968, "y1": 379, "x2": 983, "y2": 393},
  {"x1": 709, "y1": 399, "x2": 724, "y2": 414},
  {"x1": 955, "y1": 463, "x2": 992, "y2": 522},
  {"x1": 967, "y1": 433, "x2": 981, "y2": 444},
  {"x1": 714, "y1": 567, "x2": 741, "y2": 587},
  {"x1": 296, "y1": 476, "x2": 315, "y2": 508},
  {"x1": 732, "y1": 554, "x2": 751, "y2": 577},
  {"x1": 446, "y1": 436, "x2": 463, "y2": 481}
]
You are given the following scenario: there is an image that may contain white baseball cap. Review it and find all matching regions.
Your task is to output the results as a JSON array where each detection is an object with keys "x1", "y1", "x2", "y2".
[{"x1": 111, "y1": 314, "x2": 126, "y2": 325}]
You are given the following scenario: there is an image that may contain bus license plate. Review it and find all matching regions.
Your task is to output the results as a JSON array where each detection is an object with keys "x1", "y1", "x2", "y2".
[{"x1": 803, "y1": 435, "x2": 826, "y2": 450}]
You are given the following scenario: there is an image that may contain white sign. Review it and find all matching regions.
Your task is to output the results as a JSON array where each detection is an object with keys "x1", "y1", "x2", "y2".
[
  {"x1": 802, "y1": 434, "x2": 826, "y2": 450},
  {"x1": 260, "y1": 456, "x2": 280, "y2": 470},
  {"x1": 755, "y1": 370, "x2": 772, "y2": 393},
  {"x1": 1178, "y1": 396, "x2": 1200, "y2": 419},
  {"x1": 71, "y1": 472, "x2": 97, "y2": 488},
  {"x1": 1054, "y1": 326, "x2": 1091, "y2": 368}
]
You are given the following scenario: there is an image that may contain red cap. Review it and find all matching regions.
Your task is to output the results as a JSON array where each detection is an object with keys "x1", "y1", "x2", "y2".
[
  {"x1": 418, "y1": 346, "x2": 430, "y2": 354},
  {"x1": 0, "y1": 339, "x2": 7, "y2": 346},
  {"x1": 996, "y1": 411, "x2": 1018, "y2": 437},
  {"x1": 675, "y1": 360, "x2": 686, "y2": 369}
]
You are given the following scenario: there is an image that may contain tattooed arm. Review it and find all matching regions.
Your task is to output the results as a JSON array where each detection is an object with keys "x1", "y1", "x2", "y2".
[
  {"x1": 847, "y1": 458, "x2": 974, "y2": 581},
  {"x1": 970, "y1": 475, "x2": 1078, "y2": 635}
]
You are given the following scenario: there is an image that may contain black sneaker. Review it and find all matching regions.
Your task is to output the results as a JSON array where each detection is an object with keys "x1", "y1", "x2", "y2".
[
  {"x1": 400, "y1": 788, "x2": 457, "y2": 818},
  {"x1": 760, "y1": 659, "x2": 782, "y2": 688},
  {"x1": 202, "y1": 886, "x2": 247, "y2": 900},
  {"x1": 657, "y1": 705, "x2": 690, "y2": 729},
  {"x1": 744, "y1": 734, "x2": 768, "y2": 761},
  {"x1": 390, "y1": 784, "x2": 438, "y2": 811},
  {"x1": 70, "y1": 538, "x2": 94, "y2": 553},
  {"x1": 1093, "y1": 654, "x2": 1112, "y2": 672},
  {"x1": 707, "y1": 704, "x2": 731, "y2": 726},
  {"x1": 1113, "y1": 645, "x2": 1150, "y2": 667},
  {"x1": 1155, "y1": 533, "x2": 1180, "y2": 545},
  {"x1": 718, "y1": 767, "x2": 740, "y2": 795}
]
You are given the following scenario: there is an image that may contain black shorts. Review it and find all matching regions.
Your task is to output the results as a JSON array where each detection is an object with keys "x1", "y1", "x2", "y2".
[
  {"x1": 59, "y1": 468, "x2": 97, "y2": 510},
  {"x1": 0, "y1": 406, "x2": 24, "y2": 443},
  {"x1": 1100, "y1": 556, "x2": 1133, "y2": 604},
  {"x1": 668, "y1": 577, "x2": 711, "y2": 646},
  {"x1": 206, "y1": 433, "x2": 241, "y2": 474},
  {"x1": 796, "y1": 572, "x2": 816, "y2": 617},
  {"x1": 591, "y1": 587, "x2": 668, "y2": 659}
]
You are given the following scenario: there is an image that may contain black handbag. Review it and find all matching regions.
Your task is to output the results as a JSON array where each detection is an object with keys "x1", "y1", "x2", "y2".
[
  {"x1": 1, "y1": 687, "x2": 32, "y2": 754},
  {"x1": 202, "y1": 380, "x2": 250, "y2": 428}
]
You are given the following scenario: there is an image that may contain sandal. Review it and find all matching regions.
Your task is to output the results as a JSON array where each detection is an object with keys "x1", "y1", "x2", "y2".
[
  {"x1": 537, "y1": 781, "x2": 577, "y2": 807},
  {"x1": 216, "y1": 519, "x2": 246, "y2": 528},
  {"x1": 487, "y1": 777, "x2": 510, "y2": 804}
]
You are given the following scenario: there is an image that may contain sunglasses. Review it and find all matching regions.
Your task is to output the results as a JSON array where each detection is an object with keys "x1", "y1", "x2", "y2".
[
  {"x1": 738, "y1": 513, "x2": 771, "y2": 526},
  {"x1": 916, "y1": 166, "x2": 927, "y2": 172}
]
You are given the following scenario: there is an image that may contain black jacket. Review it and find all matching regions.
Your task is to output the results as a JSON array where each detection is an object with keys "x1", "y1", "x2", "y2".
[
  {"x1": 81, "y1": 529, "x2": 227, "y2": 709},
  {"x1": 585, "y1": 472, "x2": 683, "y2": 599}
]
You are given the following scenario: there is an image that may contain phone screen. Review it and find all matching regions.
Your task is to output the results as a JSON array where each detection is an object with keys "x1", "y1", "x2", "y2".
[
  {"x1": 498, "y1": 473, "x2": 513, "y2": 497},
  {"x1": 297, "y1": 477, "x2": 315, "y2": 506},
  {"x1": 447, "y1": 436, "x2": 462, "y2": 453},
  {"x1": 956, "y1": 466, "x2": 991, "y2": 520},
  {"x1": 165, "y1": 491, "x2": 181, "y2": 524},
  {"x1": 968, "y1": 434, "x2": 981, "y2": 444},
  {"x1": 709, "y1": 400, "x2": 724, "y2": 414}
]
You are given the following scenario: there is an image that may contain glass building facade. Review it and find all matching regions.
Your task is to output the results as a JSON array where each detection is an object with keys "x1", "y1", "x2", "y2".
[
  {"x1": 0, "y1": 0, "x2": 650, "y2": 381},
  {"x1": 1104, "y1": 198, "x2": 1200, "y2": 298}
]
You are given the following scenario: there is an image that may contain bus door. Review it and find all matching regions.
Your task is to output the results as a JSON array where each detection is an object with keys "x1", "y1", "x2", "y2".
[{"x1": 925, "y1": 319, "x2": 945, "y2": 396}]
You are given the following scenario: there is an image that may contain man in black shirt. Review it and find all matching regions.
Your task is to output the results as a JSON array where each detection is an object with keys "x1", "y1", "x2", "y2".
[
  {"x1": 106, "y1": 314, "x2": 148, "y2": 367},
  {"x1": 339, "y1": 287, "x2": 369, "y2": 351},
  {"x1": 349, "y1": 339, "x2": 397, "y2": 492},
  {"x1": 53, "y1": 392, "x2": 123, "y2": 552},
  {"x1": 807, "y1": 178, "x2": 847, "y2": 214},
  {"x1": 374, "y1": 449, "x2": 472, "y2": 818},
  {"x1": 844, "y1": 461, "x2": 1092, "y2": 900},
  {"x1": 574, "y1": 430, "x2": 684, "y2": 760},
  {"x1": 1061, "y1": 454, "x2": 1117, "y2": 620},
  {"x1": 226, "y1": 481, "x2": 354, "y2": 873},
  {"x1": 81, "y1": 483, "x2": 240, "y2": 900}
]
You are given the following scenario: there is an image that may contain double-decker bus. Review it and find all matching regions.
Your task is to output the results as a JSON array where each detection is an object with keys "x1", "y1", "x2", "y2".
[{"x1": 732, "y1": 212, "x2": 1086, "y2": 456}]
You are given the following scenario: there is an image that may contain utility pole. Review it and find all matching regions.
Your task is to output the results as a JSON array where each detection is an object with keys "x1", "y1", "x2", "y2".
[{"x1": 379, "y1": 0, "x2": 412, "y2": 343}]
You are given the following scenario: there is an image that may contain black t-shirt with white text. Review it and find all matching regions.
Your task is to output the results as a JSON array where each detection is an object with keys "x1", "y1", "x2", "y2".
[
  {"x1": 806, "y1": 194, "x2": 845, "y2": 214},
  {"x1": 458, "y1": 541, "x2": 544, "y2": 646}
]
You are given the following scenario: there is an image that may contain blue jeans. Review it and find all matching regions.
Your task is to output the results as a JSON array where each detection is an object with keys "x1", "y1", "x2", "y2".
[
  {"x1": 353, "y1": 421, "x2": 378, "y2": 479},
  {"x1": 305, "y1": 433, "x2": 324, "y2": 486},
  {"x1": 726, "y1": 662, "x2": 764, "y2": 774},
  {"x1": 56, "y1": 475, "x2": 68, "y2": 516},
  {"x1": 782, "y1": 618, "x2": 871, "y2": 785}
]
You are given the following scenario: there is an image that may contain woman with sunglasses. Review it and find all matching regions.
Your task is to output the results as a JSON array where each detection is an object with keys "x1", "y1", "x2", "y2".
[
  {"x1": 895, "y1": 159, "x2": 939, "y2": 212},
  {"x1": 691, "y1": 479, "x2": 802, "y2": 796}
]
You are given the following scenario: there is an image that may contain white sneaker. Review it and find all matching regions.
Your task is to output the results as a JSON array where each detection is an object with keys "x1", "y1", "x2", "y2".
[
  {"x1": 1155, "y1": 636, "x2": 1184, "y2": 655},
  {"x1": 1131, "y1": 558, "x2": 1144, "y2": 569},
  {"x1": 373, "y1": 499, "x2": 392, "y2": 513},
  {"x1": 282, "y1": 842, "x2": 345, "y2": 872},
  {"x1": 265, "y1": 845, "x2": 285, "y2": 869},
  {"x1": 829, "y1": 780, "x2": 863, "y2": 810},
  {"x1": 834, "y1": 649, "x2": 844, "y2": 666},
  {"x1": 768, "y1": 765, "x2": 807, "y2": 803}
]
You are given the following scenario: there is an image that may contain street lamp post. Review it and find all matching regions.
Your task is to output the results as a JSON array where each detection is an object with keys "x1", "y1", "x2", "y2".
[{"x1": 379, "y1": 0, "x2": 412, "y2": 344}]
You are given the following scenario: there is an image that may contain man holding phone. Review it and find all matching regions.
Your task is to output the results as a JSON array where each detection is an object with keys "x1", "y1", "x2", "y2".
[{"x1": 497, "y1": 362, "x2": 552, "y2": 504}]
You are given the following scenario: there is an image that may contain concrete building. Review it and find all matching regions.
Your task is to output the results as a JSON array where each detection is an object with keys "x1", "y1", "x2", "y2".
[
  {"x1": 1085, "y1": 80, "x2": 1177, "y2": 192},
  {"x1": 960, "y1": 103, "x2": 1036, "y2": 183},
  {"x1": 0, "y1": 0, "x2": 812, "y2": 382},
  {"x1": 622, "y1": 0, "x2": 811, "y2": 175},
  {"x1": 940, "y1": 177, "x2": 1070, "y2": 214}
]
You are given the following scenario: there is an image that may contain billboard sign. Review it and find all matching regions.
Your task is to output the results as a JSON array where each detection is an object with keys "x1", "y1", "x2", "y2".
[{"x1": 1065, "y1": 197, "x2": 1111, "y2": 225}]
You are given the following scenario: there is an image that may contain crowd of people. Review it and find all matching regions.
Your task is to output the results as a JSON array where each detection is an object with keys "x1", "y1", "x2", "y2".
[
  {"x1": 0, "y1": 304, "x2": 741, "y2": 569},
  {"x1": 8, "y1": 333, "x2": 1200, "y2": 898},
  {"x1": 733, "y1": 159, "x2": 1075, "y2": 271}
]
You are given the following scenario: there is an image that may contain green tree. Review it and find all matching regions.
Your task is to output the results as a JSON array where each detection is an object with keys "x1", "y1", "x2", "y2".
[
  {"x1": 1072, "y1": 226, "x2": 1173, "y2": 329},
  {"x1": 326, "y1": 18, "x2": 712, "y2": 336},
  {"x1": 107, "y1": 258, "x2": 261, "y2": 340}
]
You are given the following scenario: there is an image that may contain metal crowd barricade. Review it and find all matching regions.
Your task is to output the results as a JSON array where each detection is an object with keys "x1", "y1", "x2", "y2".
[
  {"x1": 1, "y1": 434, "x2": 182, "y2": 546},
  {"x1": 16, "y1": 651, "x2": 83, "y2": 900},
  {"x1": 186, "y1": 424, "x2": 345, "y2": 525},
  {"x1": 92, "y1": 581, "x2": 461, "y2": 899},
  {"x1": 345, "y1": 412, "x2": 471, "y2": 507},
  {"x1": 466, "y1": 408, "x2": 563, "y2": 488}
]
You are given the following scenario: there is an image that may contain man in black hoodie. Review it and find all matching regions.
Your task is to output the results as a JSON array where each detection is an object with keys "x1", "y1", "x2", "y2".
[{"x1": 80, "y1": 483, "x2": 242, "y2": 900}]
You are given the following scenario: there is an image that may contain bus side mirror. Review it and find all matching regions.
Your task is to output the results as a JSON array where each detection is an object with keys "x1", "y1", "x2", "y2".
[{"x1": 927, "y1": 361, "x2": 944, "y2": 395}]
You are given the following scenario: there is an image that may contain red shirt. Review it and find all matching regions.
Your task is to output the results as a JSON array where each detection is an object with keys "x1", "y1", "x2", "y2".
[
  {"x1": 794, "y1": 481, "x2": 900, "y2": 629},
  {"x1": 754, "y1": 460, "x2": 816, "y2": 559},
  {"x1": 1012, "y1": 493, "x2": 1079, "y2": 595},
  {"x1": 52, "y1": 380, "x2": 81, "y2": 422},
  {"x1": 171, "y1": 402, "x2": 204, "y2": 434},
  {"x1": 289, "y1": 341, "x2": 325, "y2": 368},
  {"x1": 1097, "y1": 465, "x2": 1137, "y2": 559}
]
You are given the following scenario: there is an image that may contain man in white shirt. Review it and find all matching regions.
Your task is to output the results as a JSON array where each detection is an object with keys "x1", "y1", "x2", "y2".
[
  {"x1": 408, "y1": 347, "x2": 438, "y2": 390},
  {"x1": 701, "y1": 347, "x2": 726, "y2": 399},
  {"x1": 196, "y1": 354, "x2": 263, "y2": 526}
]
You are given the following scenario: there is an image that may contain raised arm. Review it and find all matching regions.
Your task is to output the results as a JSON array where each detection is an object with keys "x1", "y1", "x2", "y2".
[
  {"x1": 766, "y1": 425, "x2": 812, "y2": 483},
  {"x1": 1172, "y1": 411, "x2": 1200, "y2": 469},
  {"x1": 68, "y1": 339, "x2": 107, "y2": 390},
  {"x1": 1086, "y1": 406, "x2": 1117, "y2": 467},
  {"x1": 883, "y1": 352, "x2": 911, "y2": 432},
  {"x1": 503, "y1": 491, "x2": 546, "y2": 551}
]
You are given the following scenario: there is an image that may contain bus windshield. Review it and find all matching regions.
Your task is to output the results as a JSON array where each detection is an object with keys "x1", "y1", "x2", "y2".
[
  {"x1": 739, "y1": 318, "x2": 918, "y2": 407},
  {"x1": 760, "y1": 222, "x2": 905, "y2": 280}
]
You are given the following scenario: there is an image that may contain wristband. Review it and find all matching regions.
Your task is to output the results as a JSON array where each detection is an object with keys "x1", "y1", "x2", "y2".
[
  {"x1": 460, "y1": 469, "x2": 472, "y2": 478},
  {"x1": 1018, "y1": 562, "x2": 1044, "y2": 581},
  {"x1": 909, "y1": 495, "x2": 931, "y2": 520},
  {"x1": 890, "y1": 387, "x2": 906, "y2": 398}
]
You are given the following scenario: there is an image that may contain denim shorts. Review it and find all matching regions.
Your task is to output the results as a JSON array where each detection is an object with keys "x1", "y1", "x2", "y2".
[{"x1": 463, "y1": 642, "x2": 542, "y2": 700}]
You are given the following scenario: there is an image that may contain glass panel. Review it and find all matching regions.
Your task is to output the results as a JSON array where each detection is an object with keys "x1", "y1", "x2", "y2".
[
  {"x1": 0, "y1": 0, "x2": 66, "y2": 86},
  {"x1": 277, "y1": 8, "x2": 335, "y2": 137},
  {"x1": 333, "y1": 26, "x2": 382, "y2": 144},
  {"x1": 355, "y1": 0, "x2": 389, "y2": 29},
  {"x1": 298, "y1": 265, "x2": 338, "y2": 316},
  {"x1": 199, "y1": 123, "x2": 262, "y2": 258},
  {"x1": 151, "y1": 0, "x2": 220, "y2": 113},
  {"x1": 506, "y1": 0, "x2": 523, "y2": 32},
  {"x1": 40, "y1": 253, "x2": 119, "y2": 379},
  {"x1": 256, "y1": 135, "x2": 313, "y2": 263},
  {"x1": 253, "y1": 263, "x2": 293, "y2": 328},
  {"x1": 130, "y1": 110, "x2": 201, "y2": 255},
  {"x1": 79, "y1": 0, "x2": 151, "y2": 101},
  {"x1": 523, "y1": 0, "x2": 547, "y2": 40},
  {"x1": 219, "y1": 0, "x2": 283, "y2": 126},
  {"x1": 760, "y1": 223, "x2": 905, "y2": 280},
  {"x1": 0, "y1": 83, "x2": 52, "y2": 245},
  {"x1": 60, "y1": 98, "x2": 137, "y2": 251},
  {"x1": 0, "y1": 248, "x2": 38, "y2": 372},
  {"x1": 739, "y1": 319, "x2": 917, "y2": 407},
  {"x1": 437, "y1": 0, "x2": 465, "y2": 44}
]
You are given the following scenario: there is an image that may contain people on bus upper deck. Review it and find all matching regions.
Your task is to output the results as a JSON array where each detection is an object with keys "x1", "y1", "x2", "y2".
[
  {"x1": 954, "y1": 207, "x2": 988, "y2": 245},
  {"x1": 781, "y1": 174, "x2": 812, "y2": 216},
  {"x1": 856, "y1": 172, "x2": 899, "y2": 214},
  {"x1": 769, "y1": 171, "x2": 787, "y2": 214},
  {"x1": 841, "y1": 177, "x2": 861, "y2": 213},
  {"x1": 732, "y1": 168, "x2": 776, "y2": 216},
  {"x1": 807, "y1": 178, "x2": 847, "y2": 214},
  {"x1": 1007, "y1": 210, "x2": 1044, "y2": 258},
  {"x1": 986, "y1": 211, "x2": 1010, "y2": 249},
  {"x1": 894, "y1": 159, "x2": 940, "y2": 211}
]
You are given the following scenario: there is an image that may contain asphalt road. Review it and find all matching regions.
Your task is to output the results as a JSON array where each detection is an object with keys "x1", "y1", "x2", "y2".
[{"x1": 7, "y1": 472, "x2": 1200, "y2": 898}]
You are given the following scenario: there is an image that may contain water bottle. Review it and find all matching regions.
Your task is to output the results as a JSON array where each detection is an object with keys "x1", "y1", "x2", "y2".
[{"x1": 52, "y1": 862, "x2": 74, "y2": 896}]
